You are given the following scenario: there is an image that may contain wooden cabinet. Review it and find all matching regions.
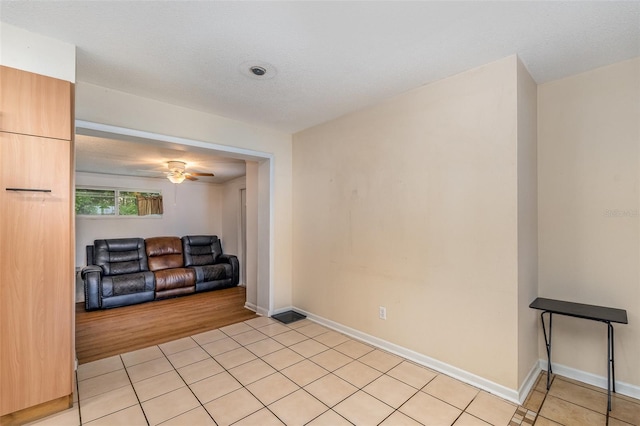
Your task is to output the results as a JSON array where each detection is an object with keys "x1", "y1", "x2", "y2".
[
  {"x1": 0, "y1": 66, "x2": 72, "y2": 140},
  {"x1": 0, "y1": 66, "x2": 74, "y2": 422}
]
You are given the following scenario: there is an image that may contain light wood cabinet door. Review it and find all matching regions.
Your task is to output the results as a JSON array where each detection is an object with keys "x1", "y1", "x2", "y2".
[
  {"x1": 0, "y1": 66, "x2": 72, "y2": 140},
  {"x1": 0, "y1": 132, "x2": 73, "y2": 416}
]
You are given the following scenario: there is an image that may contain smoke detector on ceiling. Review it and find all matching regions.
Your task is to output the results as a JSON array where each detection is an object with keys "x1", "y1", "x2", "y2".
[
  {"x1": 240, "y1": 61, "x2": 277, "y2": 80},
  {"x1": 250, "y1": 66, "x2": 266, "y2": 76}
]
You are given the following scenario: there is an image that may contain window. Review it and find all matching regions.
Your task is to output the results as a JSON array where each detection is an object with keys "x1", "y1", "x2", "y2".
[{"x1": 76, "y1": 188, "x2": 163, "y2": 216}]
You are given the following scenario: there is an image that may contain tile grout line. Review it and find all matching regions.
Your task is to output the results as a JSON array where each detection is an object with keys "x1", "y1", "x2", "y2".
[
  {"x1": 120, "y1": 352, "x2": 152, "y2": 426},
  {"x1": 76, "y1": 361, "x2": 145, "y2": 425},
  {"x1": 247, "y1": 319, "x2": 357, "y2": 425},
  {"x1": 75, "y1": 371, "x2": 84, "y2": 426},
  {"x1": 157, "y1": 337, "x2": 219, "y2": 426},
  {"x1": 195, "y1": 318, "x2": 309, "y2": 425},
  {"x1": 277, "y1": 323, "x2": 355, "y2": 425},
  {"x1": 195, "y1": 325, "x2": 268, "y2": 423},
  {"x1": 227, "y1": 319, "x2": 334, "y2": 426},
  {"x1": 77, "y1": 353, "x2": 152, "y2": 425},
  {"x1": 248, "y1": 320, "x2": 337, "y2": 425}
]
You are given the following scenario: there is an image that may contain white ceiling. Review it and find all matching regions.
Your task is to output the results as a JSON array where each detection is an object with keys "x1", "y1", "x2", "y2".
[
  {"x1": 74, "y1": 129, "x2": 247, "y2": 184},
  {"x1": 2, "y1": 1, "x2": 639, "y2": 182}
]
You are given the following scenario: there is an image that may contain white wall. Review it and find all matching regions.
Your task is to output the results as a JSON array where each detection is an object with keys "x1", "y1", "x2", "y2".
[
  {"x1": 538, "y1": 57, "x2": 639, "y2": 392},
  {"x1": 0, "y1": 22, "x2": 75, "y2": 82},
  {"x1": 76, "y1": 172, "x2": 222, "y2": 267}
]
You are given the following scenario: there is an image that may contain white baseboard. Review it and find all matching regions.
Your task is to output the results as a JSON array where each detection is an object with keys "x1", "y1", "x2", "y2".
[
  {"x1": 540, "y1": 359, "x2": 640, "y2": 400},
  {"x1": 245, "y1": 302, "x2": 269, "y2": 317},
  {"x1": 256, "y1": 306, "x2": 269, "y2": 317},
  {"x1": 293, "y1": 307, "x2": 530, "y2": 405},
  {"x1": 519, "y1": 361, "x2": 542, "y2": 403}
]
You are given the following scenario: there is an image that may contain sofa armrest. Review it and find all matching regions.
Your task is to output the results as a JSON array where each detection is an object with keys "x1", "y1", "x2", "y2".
[
  {"x1": 82, "y1": 265, "x2": 103, "y2": 311},
  {"x1": 217, "y1": 254, "x2": 239, "y2": 285}
]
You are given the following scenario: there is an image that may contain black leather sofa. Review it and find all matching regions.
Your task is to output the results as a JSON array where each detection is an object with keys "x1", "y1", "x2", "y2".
[{"x1": 82, "y1": 235, "x2": 239, "y2": 310}]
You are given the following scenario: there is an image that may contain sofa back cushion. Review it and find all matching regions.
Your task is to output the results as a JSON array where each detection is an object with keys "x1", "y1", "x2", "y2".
[
  {"x1": 94, "y1": 238, "x2": 149, "y2": 276},
  {"x1": 146, "y1": 236, "x2": 184, "y2": 271},
  {"x1": 182, "y1": 235, "x2": 223, "y2": 267}
]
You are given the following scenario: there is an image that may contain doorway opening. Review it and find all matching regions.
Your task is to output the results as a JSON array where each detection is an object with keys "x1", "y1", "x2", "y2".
[{"x1": 75, "y1": 120, "x2": 274, "y2": 316}]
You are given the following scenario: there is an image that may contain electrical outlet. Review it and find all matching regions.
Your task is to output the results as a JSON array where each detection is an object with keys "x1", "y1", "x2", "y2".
[{"x1": 379, "y1": 306, "x2": 387, "y2": 320}]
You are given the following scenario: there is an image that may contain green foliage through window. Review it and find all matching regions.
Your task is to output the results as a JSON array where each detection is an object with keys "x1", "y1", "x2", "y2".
[
  {"x1": 76, "y1": 188, "x2": 163, "y2": 216},
  {"x1": 76, "y1": 189, "x2": 116, "y2": 215},
  {"x1": 119, "y1": 191, "x2": 140, "y2": 216}
]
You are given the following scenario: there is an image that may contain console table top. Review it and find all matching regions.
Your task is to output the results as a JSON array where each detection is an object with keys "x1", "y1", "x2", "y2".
[{"x1": 529, "y1": 297, "x2": 628, "y2": 324}]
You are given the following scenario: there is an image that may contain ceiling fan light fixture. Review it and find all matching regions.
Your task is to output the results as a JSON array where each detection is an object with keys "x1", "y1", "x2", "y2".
[
  {"x1": 167, "y1": 160, "x2": 186, "y2": 172},
  {"x1": 167, "y1": 172, "x2": 185, "y2": 184}
]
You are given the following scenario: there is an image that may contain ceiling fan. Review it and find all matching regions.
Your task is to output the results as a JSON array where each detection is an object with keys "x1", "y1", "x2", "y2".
[{"x1": 166, "y1": 161, "x2": 214, "y2": 184}]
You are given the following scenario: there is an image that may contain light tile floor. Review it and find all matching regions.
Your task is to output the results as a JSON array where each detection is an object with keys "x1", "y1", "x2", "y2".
[
  {"x1": 523, "y1": 371, "x2": 640, "y2": 425},
  {"x1": 26, "y1": 317, "x2": 639, "y2": 426}
]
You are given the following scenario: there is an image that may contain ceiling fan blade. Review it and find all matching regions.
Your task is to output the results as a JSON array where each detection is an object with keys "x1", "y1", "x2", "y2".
[
  {"x1": 189, "y1": 172, "x2": 215, "y2": 177},
  {"x1": 185, "y1": 175, "x2": 198, "y2": 181}
]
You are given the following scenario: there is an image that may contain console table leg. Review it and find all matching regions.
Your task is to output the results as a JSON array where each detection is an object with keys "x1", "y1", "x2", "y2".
[
  {"x1": 611, "y1": 323, "x2": 616, "y2": 393},
  {"x1": 607, "y1": 322, "x2": 614, "y2": 412},
  {"x1": 541, "y1": 311, "x2": 553, "y2": 390}
]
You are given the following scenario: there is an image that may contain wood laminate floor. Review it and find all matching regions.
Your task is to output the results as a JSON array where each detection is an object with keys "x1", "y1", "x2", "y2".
[{"x1": 75, "y1": 286, "x2": 257, "y2": 364}]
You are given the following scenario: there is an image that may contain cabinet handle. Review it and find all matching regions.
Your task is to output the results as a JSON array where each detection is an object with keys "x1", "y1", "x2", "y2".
[{"x1": 5, "y1": 188, "x2": 52, "y2": 193}]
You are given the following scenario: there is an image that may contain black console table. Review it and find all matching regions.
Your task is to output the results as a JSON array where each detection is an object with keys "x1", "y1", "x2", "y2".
[{"x1": 529, "y1": 297, "x2": 628, "y2": 412}]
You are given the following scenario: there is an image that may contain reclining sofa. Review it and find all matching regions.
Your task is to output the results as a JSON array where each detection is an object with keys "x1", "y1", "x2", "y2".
[{"x1": 82, "y1": 235, "x2": 239, "y2": 310}]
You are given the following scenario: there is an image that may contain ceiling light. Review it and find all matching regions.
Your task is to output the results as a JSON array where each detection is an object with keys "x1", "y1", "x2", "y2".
[
  {"x1": 167, "y1": 160, "x2": 186, "y2": 172},
  {"x1": 167, "y1": 172, "x2": 185, "y2": 184}
]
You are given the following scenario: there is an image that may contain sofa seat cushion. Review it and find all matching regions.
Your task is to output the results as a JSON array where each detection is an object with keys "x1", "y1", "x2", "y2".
[
  {"x1": 191, "y1": 263, "x2": 232, "y2": 283},
  {"x1": 102, "y1": 272, "x2": 155, "y2": 298},
  {"x1": 156, "y1": 286, "x2": 195, "y2": 299},
  {"x1": 154, "y1": 268, "x2": 196, "y2": 292}
]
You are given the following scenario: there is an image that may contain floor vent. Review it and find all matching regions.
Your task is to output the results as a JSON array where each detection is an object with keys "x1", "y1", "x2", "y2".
[{"x1": 271, "y1": 310, "x2": 306, "y2": 324}]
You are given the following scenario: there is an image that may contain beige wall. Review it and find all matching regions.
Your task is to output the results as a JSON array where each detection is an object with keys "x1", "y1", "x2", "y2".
[
  {"x1": 517, "y1": 59, "x2": 539, "y2": 387},
  {"x1": 75, "y1": 83, "x2": 293, "y2": 312},
  {"x1": 293, "y1": 56, "x2": 537, "y2": 390},
  {"x1": 538, "y1": 57, "x2": 640, "y2": 388}
]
